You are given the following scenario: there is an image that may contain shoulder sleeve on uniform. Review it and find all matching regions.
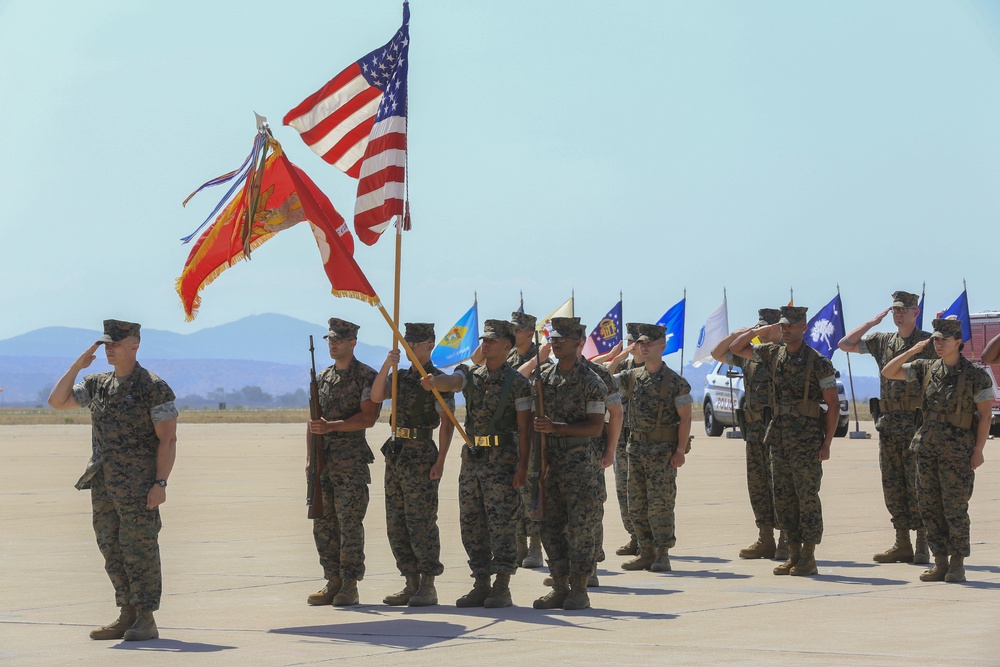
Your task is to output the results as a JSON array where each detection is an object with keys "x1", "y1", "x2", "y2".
[
  {"x1": 513, "y1": 373, "x2": 534, "y2": 411},
  {"x1": 752, "y1": 343, "x2": 769, "y2": 363},
  {"x1": 604, "y1": 390, "x2": 622, "y2": 407},
  {"x1": 434, "y1": 392, "x2": 457, "y2": 413},
  {"x1": 860, "y1": 332, "x2": 881, "y2": 356},
  {"x1": 149, "y1": 375, "x2": 176, "y2": 406},
  {"x1": 675, "y1": 393, "x2": 693, "y2": 409},
  {"x1": 902, "y1": 359, "x2": 923, "y2": 383},
  {"x1": 972, "y1": 366, "x2": 995, "y2": 404},
  {"x1": 816, "y1": 357, "x2": 837, "y2": 390},
  {"x1": 151, "y1": 401, "x2": 179, "y2": 424},
  {"x1": 72, "y1": 380, "x2": 91, "y2": 408}
]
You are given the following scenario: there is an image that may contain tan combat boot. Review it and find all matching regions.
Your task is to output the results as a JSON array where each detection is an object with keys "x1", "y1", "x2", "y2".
[
  {"x1": 533, "y1": 575, "x2": 570, "y2": 609},
  {"x1": 944, "y1": 555, "x2": 966, "y2": 583},
  {"x1": 483, "y1": 573, "x2": 513, "y2": 608},
  {"x1": 122, "y1": 610, "x2": 158, "y2": 641},
  {"x1": 383, "y1": 574, "x2": 419, "y2": 606},
  {"x1": 456, "y1": 576, "x2": 491, "y2": 607},
  {"x1": 774, "y1": 531, "x2": 789, "y2": 561},
  {"x1": 773, "y1": 542, "x2": 801, "y2": 575},
  {"x1": 332, "y1": 579, "x2": 359, "y2": 606},
  {"x1": 622, "y1": 546, "x2": 655, "y2": 571},
  {"x1": 89, "y1": 605, "x2": 137, "y2": 640},
  {"x1": 307, "y1": 577, "x2": 343, "y2": 605},
  {"x1": 649, "y1": 547, "x2": 672, "y2": 572},
  {"x1": 521, "y1": 536, "x2": 544, "y2": 569},
  {"x1": 516, "y1": 536, "x2": 529, "y2": 566},
  {"x1": 919, "y1": 554, "x2": 949, "y2": 582},
  {"x1": 616, "y1": 535, "x2": 639, "y2": 556},
  {"x1": 408, "y1": 575, "x2": 438, "y2": 606},
  {"x1": 739, "y1": 526, "x2": 777, "y2": 559},
  {"x1": 563, "y1": 574, "x2": 591, "y2": 610},
  {"x1": 912, "y1": 530, "x2": 930, "y2": 565},
  {"x1": 790, "y1": 542, "x2": 818, "y2": 576},
  {"x1": 873, "y1": 528, "x2": 913, "y2": 563}
]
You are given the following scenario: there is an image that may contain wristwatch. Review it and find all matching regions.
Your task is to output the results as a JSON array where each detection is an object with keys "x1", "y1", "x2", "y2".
[{"x1": 154, "y1": 479, "x2": 168, "y2": 487}]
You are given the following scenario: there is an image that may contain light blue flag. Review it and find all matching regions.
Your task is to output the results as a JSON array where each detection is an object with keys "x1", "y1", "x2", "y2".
[
  {"x1": 939, "y1": 290, "x2": 972, "y2": 342},
  {"x1": 656, "y1": 298, "x2": 685, "y2": 356},
  {"x1": 431, "y1": 301, "x2": 479, "y2": 367},
  {"x1": 806, "y1": 294, "x2": 846, "y2": 359}
]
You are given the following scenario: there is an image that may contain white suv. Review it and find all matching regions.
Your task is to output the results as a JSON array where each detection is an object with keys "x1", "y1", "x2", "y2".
[{"x1": 703, "y1": 360, "x2": 850, "y2": 437}]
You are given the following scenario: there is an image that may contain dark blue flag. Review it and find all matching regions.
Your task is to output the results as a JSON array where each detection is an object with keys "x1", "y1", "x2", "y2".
[
  {"x1": 939, "y1": 290, "x2": 972, "y2": 342},
  {"x1": 806, "y1": 294, "x2": 846, "y2": 359}
]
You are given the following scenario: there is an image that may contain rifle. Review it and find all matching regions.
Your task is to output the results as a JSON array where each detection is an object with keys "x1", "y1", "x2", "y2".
[
  {"x1": 307, "y1": 336, "x2": 325, "y2": 520},
  {"x1": 530, "y1": 333, "x2": 546, "y2": 521}
]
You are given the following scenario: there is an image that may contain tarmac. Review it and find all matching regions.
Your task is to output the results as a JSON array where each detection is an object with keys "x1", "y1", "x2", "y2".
[{"x1": 1, "y1": 421, "x2": 997, "y2": 666}]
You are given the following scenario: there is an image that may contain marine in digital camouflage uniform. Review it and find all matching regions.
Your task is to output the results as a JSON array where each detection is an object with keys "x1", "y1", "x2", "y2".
[
  {"x1": 614, "y1": 323, "x2": 693, "y2": 574},
  {"x1": 840, "y1": 291, "x2": 935, "y2": 564},
  {"x1": 883, "y1": 318, "x2": 993, "y2": 583},
  {"x1": 508, "y1": 311, "x2": 545, "y2": 569},
  {"x1": 731, "y1": 306, "x2": 840, "y2": 577},
  {"x1": 423, "y1": 319, "x2": 533, "y2": 608},
  {"x1": 531, "y1": 317, "x2": 607, "y2": 611},
  {"x1": 371, "y1": 323, "x2": 455, "y2": 607},
  {"x1": 712, "y1": 308, "x2": 784, "y2": 560},
  {"x1": 579, "y1": 326, "x2": 622, "y2": 582},
  {"x1": 48, "y1": 319, "x2": 178, "y2": 642},
  {"x1": 307, "y1": 318, "x2": 382, "y2": 607},
  {"x1": 607, "y1": 323, "x2": 644, "y2": 556}
]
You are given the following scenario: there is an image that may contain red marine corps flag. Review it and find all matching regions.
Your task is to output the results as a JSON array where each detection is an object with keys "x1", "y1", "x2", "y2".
[
  {"x1": 283, "y1": 4, "x2": 410, "y2": 246},
  {"x1": 176, "y1": 121, "x2": 378, "y2": 320}
]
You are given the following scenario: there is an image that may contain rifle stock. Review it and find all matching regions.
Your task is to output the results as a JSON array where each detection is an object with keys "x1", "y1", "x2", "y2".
[
  {"x1": 530, "y1": 333, "x2": 546, "y2": 521},
  {"x1": 307, "y1": 335, "x2": 325, "y2": 520}
]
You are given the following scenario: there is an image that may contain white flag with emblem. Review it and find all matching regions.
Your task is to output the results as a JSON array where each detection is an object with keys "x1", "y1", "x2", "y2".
[{"x1": 691, "y1": 296, "x2": 729, "y2": 368}]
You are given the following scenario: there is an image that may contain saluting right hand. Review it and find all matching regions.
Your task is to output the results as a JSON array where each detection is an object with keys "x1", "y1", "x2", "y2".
[
  {"x1": 75, "y1": 343, "x2": 100, "y2": 370},
  {"x1": 909, "y1": 338, "x2": 932, "y2": 355},
  {"x1": 871, "y1": 308, "x2": 891, "y2": 325}
]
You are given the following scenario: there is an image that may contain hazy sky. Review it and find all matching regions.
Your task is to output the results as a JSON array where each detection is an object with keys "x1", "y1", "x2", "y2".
[{"x1": 2, "y1": 0, "x2": 999, "y2": 377}]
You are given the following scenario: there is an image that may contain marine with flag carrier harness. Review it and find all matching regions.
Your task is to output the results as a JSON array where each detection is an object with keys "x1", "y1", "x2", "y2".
[{"x1": 422, "y1": 319, "x2": 533, "y2": 608}]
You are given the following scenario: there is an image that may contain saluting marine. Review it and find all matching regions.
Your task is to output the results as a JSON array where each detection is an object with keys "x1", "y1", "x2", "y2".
[
  {"x1": 881, "y1": 318, "x2": 993, "y2": 583},
  {"x1": 371, "y1": 323, "x2": 455, "y2": 607},
  {"x1": 839, "y1": 291, "x2": 935, "y2": 565}
]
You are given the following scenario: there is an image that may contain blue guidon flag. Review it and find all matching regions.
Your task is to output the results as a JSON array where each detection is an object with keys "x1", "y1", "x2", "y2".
[
  {"x1": 582, "y1": 300, "x2": 622, "y2": 359},
  {"x1": 806, "y1": 294, "x2": 846, "y2": 359}
]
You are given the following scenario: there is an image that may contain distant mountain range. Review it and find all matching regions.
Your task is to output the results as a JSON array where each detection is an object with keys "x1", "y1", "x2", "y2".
[{"x1": 0, "y1": 314, "x2": 880, "y2": 407}]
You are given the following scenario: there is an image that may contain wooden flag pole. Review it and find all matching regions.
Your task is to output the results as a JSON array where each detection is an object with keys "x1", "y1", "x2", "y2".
[
  {"x1": 389, "y1": 220, "x2": 403, "y2": 441},
  {"x1": 376, "y1": 303, "x2": 473, "y2": 447}
]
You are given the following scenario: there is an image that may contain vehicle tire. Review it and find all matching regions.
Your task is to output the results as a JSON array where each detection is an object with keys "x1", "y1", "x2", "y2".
[
  {"x1": 704, "y1": 401, "x2": 724, "y2": 437},
  {"x1": 834, "y1": 421, "x2": 848, "y2": 438}
]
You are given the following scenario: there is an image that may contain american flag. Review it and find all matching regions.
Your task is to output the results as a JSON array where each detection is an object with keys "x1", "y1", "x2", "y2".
[{"x1": 283, "y1": 4, "x2": 409, "y2": 246}]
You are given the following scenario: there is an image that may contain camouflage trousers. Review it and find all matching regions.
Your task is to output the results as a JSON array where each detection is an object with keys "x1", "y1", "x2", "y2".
[
  {"x1": 539, "y1": 440, "x2": 599, "y2": 577},
  {"x1": 313, "y1": 462, "x2": 370, "y2": 581},
  {"x1": 626, "y1": 440, "x2": 678, "y2": 550},
  {"x1": 916, "y1": 444, "x2": 976, "y2": 557},
  {"x1": 515, "y1": 442, "x2": 541, "y2": 542},
  {"x1": 744, "y1": 422, "x2": 776, "y2": 529},
  {"x1": 613, "y1": 437, "x2": 634, "y2": 536},
  {"x1": 384, "y1": 440, "x2": 444, "y2": 577},
  {"x1": 458, "y1": 449, "x2": 520, "y2": 578},
  {"x1": 876, "y1": 414, "x2": 921, "y2": 530},
  {"x1": 593, "y1": 453, "x2": 608, "y2": 563},
  {"x1": 90, "y1": 468, "x2": 162, "y2": 611},
  {"x1": 767, "y1": 416, "x2": 824, "y2": 544}
]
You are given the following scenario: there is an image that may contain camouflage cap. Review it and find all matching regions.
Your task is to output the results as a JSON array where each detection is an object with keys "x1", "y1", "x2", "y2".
[
  {"x1": 635, "y1": 323, "x2": 667, "y2": 342},
  {"x1": 510, "y1": 311, "x2": 537, "y2": 330},
  {"x1": 323, "y1": 317, "x2": 359, "y2": 340},
  {"x1": 578, "y1": 324, "x2": 588, "y2": 338},
  {"x1": 930, "y1": 318, "x2": 963, "y2": 339},
  {"x1": 778, "y1": 306, "x2": 808, "y2": 325},
  {"x1": 891, "y1": 291, "x2": 919, "y2": 309},
  {"x1": 403, "y1": 322, "x2": 435, "y2": 343},
  {"x1": 548, "y1": 316, "x2": 582, "y2": 339},
  {"x1": 96, "y1": 319, "x2": 140, "y2": 344},
  {"x1": 758, "y1": 308, "x2": 781, "y2": 326},
  {"x1": 625, "y1": 322, "x2": 640, "y2": 342},
  {"x1": 480, "y1": 319, "x2": 515, "y2": 341}
]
